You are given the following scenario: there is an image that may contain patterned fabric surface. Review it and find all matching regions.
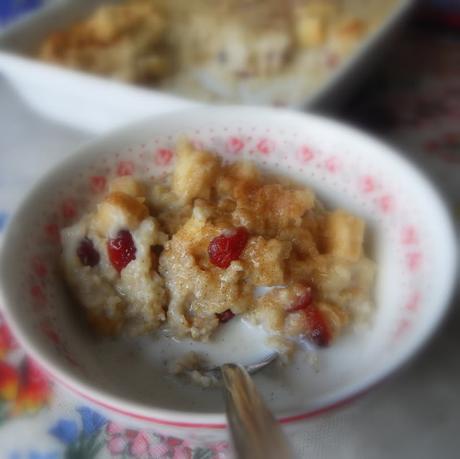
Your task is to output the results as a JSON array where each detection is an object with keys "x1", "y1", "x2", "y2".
[
  {"x1": 0, "y1": 0, "x2": 44, "y2": 26},
  {"x1": 0, "y1": 17, "x2": 459, "y2": 459}
]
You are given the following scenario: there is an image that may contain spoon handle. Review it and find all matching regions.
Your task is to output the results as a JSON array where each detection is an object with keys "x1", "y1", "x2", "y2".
[{"x1": 221, "y1": 363, "x2": 292, "y2": 459}]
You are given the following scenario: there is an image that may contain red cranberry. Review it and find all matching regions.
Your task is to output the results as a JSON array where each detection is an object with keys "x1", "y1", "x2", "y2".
[
  {"x1": 77, "y1": 237, "x2": 100, "y2": 267},
  {"x1": 107, "y1": 230, "x2": 136, "y2": 272},
  {"x1": 304, "y1": 304, "x2": 331, "y2": 347},
  {"x1": 216, "y1": 309, "x2": 235, "y2": 323},
  {"x1": 287, "y1": 286, "x2": 331, "y2": 347},
  {"x1": 208, "y1": 227, "x2": 249, "y2": 269}
]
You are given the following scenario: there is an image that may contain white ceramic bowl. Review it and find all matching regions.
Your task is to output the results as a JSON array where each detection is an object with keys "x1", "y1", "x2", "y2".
[{"x1": 0, "y1": 107, "x2": 457, "y2": 441}]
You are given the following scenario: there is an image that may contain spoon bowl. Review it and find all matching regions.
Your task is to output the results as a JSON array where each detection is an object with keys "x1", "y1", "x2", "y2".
[{"x1": 199, "y1": 352, "x2": 280, "y2": 381}]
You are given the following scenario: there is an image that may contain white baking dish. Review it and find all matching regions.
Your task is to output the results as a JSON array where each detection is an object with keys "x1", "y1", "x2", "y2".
[{"x1": 0, "y1": 0, "x2": 416, "y2": 131}]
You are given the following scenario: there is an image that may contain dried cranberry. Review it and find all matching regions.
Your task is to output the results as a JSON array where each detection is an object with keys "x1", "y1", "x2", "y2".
[
  {"x1": 208, "y1": 227, "x2": 249, "y2": 269},
  {"x1": 107, "y1": 230, "x2": 136, "y2": 272},
  {"x1": 287, "y1": 286, "x2": 331, "y2": 347},
  {"x1": 77, "y1": 237, "x2": 100, "y2": 267},
  {"x1": 216, "y1": 309, "x2": 235, "y2": 323},
  {"x1": 304, "y1": 304, "x2": 331, "y2": 347}
]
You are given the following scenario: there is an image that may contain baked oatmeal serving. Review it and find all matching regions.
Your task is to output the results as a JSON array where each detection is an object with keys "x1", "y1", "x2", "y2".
[{"x1": 61, "y1": 140, "x2": 375, "y2": 362}]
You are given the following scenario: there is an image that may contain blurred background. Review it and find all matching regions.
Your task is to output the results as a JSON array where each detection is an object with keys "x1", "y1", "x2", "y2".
[{"x1": 0, "y1": 1, "x2": 459, "y2": 458}]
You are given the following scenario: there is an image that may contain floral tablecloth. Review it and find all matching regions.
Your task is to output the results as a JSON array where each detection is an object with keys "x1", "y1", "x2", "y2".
[{"x1": 1, "y1": 17, "x2": 459, "y2": 459}]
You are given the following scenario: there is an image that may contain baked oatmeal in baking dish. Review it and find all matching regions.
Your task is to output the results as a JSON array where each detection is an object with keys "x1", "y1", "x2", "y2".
[
  {"x1": 61, "y1": 140, "x2": 375, "y2": 355},
  {"x1": 38, "y1": 0, "x2": 398, "y2": 105}
]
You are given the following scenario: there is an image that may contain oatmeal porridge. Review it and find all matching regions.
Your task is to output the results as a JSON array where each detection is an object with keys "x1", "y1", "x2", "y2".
[{"x1": 61, "y1": 140, "x2": 375, "y2": 362}]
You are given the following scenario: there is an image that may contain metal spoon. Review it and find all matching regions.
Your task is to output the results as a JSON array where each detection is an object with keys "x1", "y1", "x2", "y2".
[
  {"x1": 220, "y1": 362, "x2": 293, "y2": 459},
  {"x1": 196, "y1": 352, "x2": 291, "y2": 458},
  {"x1": 202, "y1": 351, "x2": 280, "y2": 379}
]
